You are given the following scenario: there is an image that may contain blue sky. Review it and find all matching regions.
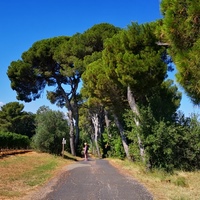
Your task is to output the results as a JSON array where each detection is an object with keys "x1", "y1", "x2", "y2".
[{"x1": 0, "y1": 0, "x2": 199, "y2": 116}]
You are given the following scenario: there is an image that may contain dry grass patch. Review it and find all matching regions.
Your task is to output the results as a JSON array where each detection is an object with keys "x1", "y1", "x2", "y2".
[
  {"x1": 108, "y1": 158, "x2": 200, "y2": 200},
  {"x1": 0, "y1": 151, "x2": 76, "y2": 200}
]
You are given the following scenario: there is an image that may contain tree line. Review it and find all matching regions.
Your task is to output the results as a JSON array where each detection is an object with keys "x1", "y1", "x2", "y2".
[{"x1": 1, "y1": 0, "x2": 200, "y2": 172}]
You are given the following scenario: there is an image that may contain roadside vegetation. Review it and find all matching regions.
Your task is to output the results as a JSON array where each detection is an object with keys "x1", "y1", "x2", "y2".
[{"x1": 109, "y1": 158, "x2": 200, "y2": 200}]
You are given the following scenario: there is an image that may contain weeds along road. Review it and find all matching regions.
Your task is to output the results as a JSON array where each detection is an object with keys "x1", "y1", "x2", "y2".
[{"x1": 28, "y1": 158, "x2": 153, "y2": 200}]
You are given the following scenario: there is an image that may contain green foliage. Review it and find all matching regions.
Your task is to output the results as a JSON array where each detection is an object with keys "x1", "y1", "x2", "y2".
[
  {"x1": 101, "y1": 22, "x2": 168, "y2": 111},
  {"x1": 0, "y1": 102, "x2": 35, "y2": 138},
  {"x1": 32, "y1": 106, "x2": 70, "y2": 155},
  {"x1": 124, "y1": 106, "x2": 200, "y2": 172},
  {"x1": 82, "y1": 23, "x2": 121, "y2": 53},
  {"x1": 181, "y1": 113, "x2": 200, "y2": 169},
  {"x1": 77, "y1": 131, "x2": 91, "y2": 156},
  {"x1": 76, "y1": 105, "x2": 92, "y2": 156},
  {"x1": 81, "y1": 24, "x2": 125, "y2": 109},
  {"x1": 161, "y1": 0, "x2": 200, "y2": 104},
  {"x1": 7, "y1": 36, "x2": 70, "y2": 103},
  {"x1": 79, "y1": 105, "x2": 93, "y2": 135},
  {"x1": 147, "y1": 79, "x2": 181, "y2": 122},
  {"x1": 102, "y1": 127, "x2": 126, "y2": 159},
  {"x1": 161, "y1": 0, "x2": 200, "y2": 51},
  {"x1": 0, "y1": 131, "x2": 30, "y2": 149},
  {"x1": 147, "y1": 112, "x2": 200, "y2": 171}
]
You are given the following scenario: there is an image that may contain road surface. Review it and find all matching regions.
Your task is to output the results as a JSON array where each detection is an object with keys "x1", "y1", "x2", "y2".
[{"x1": 29, "y1": 158, "x2": 153, "y2": 200}]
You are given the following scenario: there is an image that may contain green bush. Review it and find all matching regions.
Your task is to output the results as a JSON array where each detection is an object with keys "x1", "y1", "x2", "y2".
[
  {"x1": 0, "y1": 131, "x2": 30, "y2": 149},
  {"x1": 102, "y1": 128, "x2": 126, "y2": 159},
  {"x1": 124, "y1": 107, "x2": 200, "y2": 172},
  {"x1": 32, "y1": 107, "x2": 70, "y2": 155}
]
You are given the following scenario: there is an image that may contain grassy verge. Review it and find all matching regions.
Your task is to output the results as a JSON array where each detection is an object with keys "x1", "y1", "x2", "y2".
[
  {"x1": 0, "y1": 151, "x2": 78, "y2": 200},
  {"x1": 108, "y1": 158, "x2": 200, "y2": 200}
]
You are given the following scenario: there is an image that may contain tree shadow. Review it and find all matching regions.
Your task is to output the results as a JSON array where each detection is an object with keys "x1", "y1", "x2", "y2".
[{"x1": 62, "y1": 154, "x2": 78, "y2": 161}]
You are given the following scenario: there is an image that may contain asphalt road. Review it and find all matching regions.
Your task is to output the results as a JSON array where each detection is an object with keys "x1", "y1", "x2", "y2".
[{"x1": 30, "y1": 158, "x2": 153, "y2": 200}]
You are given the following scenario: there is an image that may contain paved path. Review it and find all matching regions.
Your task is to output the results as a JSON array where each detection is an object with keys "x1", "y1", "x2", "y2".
[{"x1": 30, "y1": 158, "x2": 153, "y2": 200}]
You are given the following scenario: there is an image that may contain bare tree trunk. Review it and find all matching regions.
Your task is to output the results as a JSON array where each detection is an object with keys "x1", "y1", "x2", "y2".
[
  {"x1": 104, "y1": 109, "x2": 111, "y2": 129},
  {"x1": 127, "y1": 85, "x2": 145, "y2": 162},
  {"x1": 113, "y1": 113, "x2": 131, "y2": 160},
  {"x1": 91, "y1": 114, "x2": 101, "y2": 157},
  {"x1": 57, "y1": 76, "x2": 80, "y2": 156},
  {"x1": 74, "y1": 104, "x2": 79, "y2": 151},
  {"x1": 67, "y1": 110, "x2": 76, "y2": 156}
]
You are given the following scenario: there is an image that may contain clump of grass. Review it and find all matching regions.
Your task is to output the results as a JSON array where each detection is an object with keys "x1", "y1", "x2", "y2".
[{"x1": 173, "y1": 176, "x2": 188, "y2": 187}]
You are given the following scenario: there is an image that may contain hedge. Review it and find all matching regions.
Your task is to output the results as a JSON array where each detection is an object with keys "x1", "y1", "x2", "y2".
[{"x1": 0, "y1": 131, "x2": 30, "y2": 149}]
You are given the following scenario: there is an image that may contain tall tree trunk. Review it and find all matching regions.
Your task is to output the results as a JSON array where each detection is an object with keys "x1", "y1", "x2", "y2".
[
  {"x1": 57, "y1": 76, "x2": 80, "y2": 156},
  {"x1": 113, "y1": 113, "x2": 130, "y2": 160},
  {"x1": 91, "y1": 114, "x2": 101, "y2": 157},
  {"x1": 127, "y1": 85, "x2": 145, "y2": 162},
  {"x1": 74, "y1": 104, "x2": 79, "y2": 151},
  {"x1": 67, "y1": 110, "x2": 75, "y2": 156},
  {"x1": 104, "y1": 109, "x2": 111, "y2": 129}
]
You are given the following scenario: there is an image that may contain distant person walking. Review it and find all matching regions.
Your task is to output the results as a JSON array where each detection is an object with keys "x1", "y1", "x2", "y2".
[{"x1": 83, "y1": 142, "x2": 89, "y2": 161}]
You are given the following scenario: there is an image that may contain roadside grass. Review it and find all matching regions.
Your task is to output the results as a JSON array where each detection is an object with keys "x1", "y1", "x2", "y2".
[
  {"x1": 0, "y1": 151, "x2": 77, "y2": 200},
  {"x1": 108, "y1": 158, "x2": 200, "y2": 200}
]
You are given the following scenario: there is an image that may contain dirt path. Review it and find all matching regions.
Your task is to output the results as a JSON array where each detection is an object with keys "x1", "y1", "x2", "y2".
[{"x1": 25, "y1": 158, "x2": 153, "y2": 200}]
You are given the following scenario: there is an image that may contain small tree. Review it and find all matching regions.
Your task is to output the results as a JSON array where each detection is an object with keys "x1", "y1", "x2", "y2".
[
  {"x1": 0, "y1": 102, "x2": 35, "y2": 138},
  {"x1": 32, "y1": 106, "x2": 70, "y2": 155}
]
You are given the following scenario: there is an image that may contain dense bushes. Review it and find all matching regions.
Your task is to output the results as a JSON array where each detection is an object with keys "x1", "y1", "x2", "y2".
[
  {"x1": 125, "y1": 108, "x2": 200, "y2": 172},
  {"x1": 102, "y1": 126, "x2": 126, "y2": 159},
  {"x1": 0, "y1": 131, "x2": 30, "y2": 149}
]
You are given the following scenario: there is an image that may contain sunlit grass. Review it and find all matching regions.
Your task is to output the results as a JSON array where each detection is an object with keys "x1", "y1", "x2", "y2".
[
  {"x1": 0, "y1": 151, "x2": 76, "y2": 199},
  {"x1": 108, "y1": 158, "x2": 200, "y2": 200}
]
